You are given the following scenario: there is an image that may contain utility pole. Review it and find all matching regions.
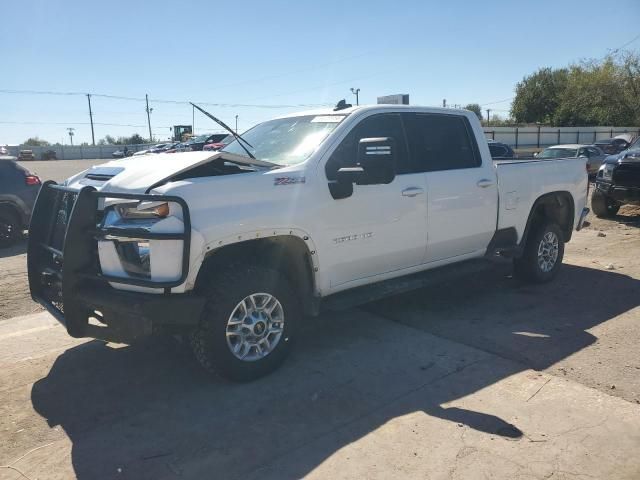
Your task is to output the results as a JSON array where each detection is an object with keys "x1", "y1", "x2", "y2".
[
  {"x1": 235, "y1": 115, "x2": 238, "y2": 133},
  {"x1": 443, "y1": 99, "x2": 447, "y2": 108},
  {"x1": 486, "y1": 109, "x2": 491, "y2": 125},
  {"x1": 350, "y1": 87, "x2": 360, "y2": 106},
  {"x1": 145, "y1": 94, "x2": 153, "y2": 142},
  {"x1": 86, "y1": 94, "x2": 95, "y2": 145},
  {"x1": 67, "y1": 127, "x2": 75, "y2": 146},
  {"x1": 192, "y1": 104, "x2": 195, "y2": 135}
]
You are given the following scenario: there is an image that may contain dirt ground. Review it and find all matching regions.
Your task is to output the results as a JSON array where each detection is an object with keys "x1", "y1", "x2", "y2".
[{"x1": 1, "y1": 170, "x2": 639, "y2": 479}]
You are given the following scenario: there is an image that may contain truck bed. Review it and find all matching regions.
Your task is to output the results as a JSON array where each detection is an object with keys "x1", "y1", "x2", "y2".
[{"x1": 494, "y1": 157, "x2": 588, "y2": 242}]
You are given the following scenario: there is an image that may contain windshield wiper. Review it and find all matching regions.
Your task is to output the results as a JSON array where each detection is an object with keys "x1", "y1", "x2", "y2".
[{"x1": 190, "y1": 103, "x2": 256, "y2": 160}]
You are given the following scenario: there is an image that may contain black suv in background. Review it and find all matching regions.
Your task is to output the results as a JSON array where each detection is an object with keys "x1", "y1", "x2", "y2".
[
  {"x1": 594, "y1": 137, "x2": 632, "y2": 155},
  {"x1": 0, "y1": 160, "x2": 41, "y2": 247},
  {"x1": 592, "y1": 138, "x2": 640, "y2": 218}
]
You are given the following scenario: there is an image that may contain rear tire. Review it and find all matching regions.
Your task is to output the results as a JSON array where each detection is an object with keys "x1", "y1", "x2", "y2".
[
  {"x1": 190, "y1": 264, "x2": 300, "y2": 382},
  {"x1": 513, "y1": 223, "x2": 564, "y2": 284},
  {"x1": 591, "y1": 189, "x2": 620, "y2": 218},
  {"x1": 0, "y1": 209, "x2": 20, "y2": 248}
]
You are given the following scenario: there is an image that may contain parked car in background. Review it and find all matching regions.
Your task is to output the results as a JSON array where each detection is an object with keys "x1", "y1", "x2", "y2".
[
  {"x1": 594, "y1": 137, "x2": 631, "y2": 155},
  {"x1": 132, "y1": 143, "x2": 169, "y2": 156},
  {"x1": 536, "y1": 144, "x2": 606, "y2": 175},
  {"x1": 592, "y1": 137, "x2": 640, "y2": 217},
  {"x1": 202, "y1": 134, "x2": 234, "y2": 151},
  {"x1": 17, "y1": 150, "x2": 35, "y2": 161},
  {"x1": 0, "y1": 146, "x2": 10, "y2": 156},
  {"x1": 41, "y1": 149, "x2": 57, "y2": 160},
  {"x1": 112, "y1": 148, "x2": 134, "y2": 159},
  {"x1": 152, "y1": 142, "x2": 180, "y2": 153},
  {"x1": 0, "y1": 159, "x2": 41, "y2": 247},
  {"x1": 181, "y1": 133, "x2": 228, "y2": 152},
  {"x1": 488, "y1": 141, "x2": 516, "y2": 160}
]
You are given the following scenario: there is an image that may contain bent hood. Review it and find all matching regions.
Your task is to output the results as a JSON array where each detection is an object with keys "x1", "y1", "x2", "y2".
[{"x1": 65, "y1": 151, "x2": 275, "y2": 193}]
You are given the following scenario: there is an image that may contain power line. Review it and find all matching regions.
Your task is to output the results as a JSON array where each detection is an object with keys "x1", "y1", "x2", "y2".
[
  {"x1": 608, "y1": 32, "x2": 640, "y2": 56},
  {"x1": 0, "y1": 88, "x2": 330, "y2": 109},
  {"x1": 480, "y1": 97, "x2": 514, "y2": 106}
]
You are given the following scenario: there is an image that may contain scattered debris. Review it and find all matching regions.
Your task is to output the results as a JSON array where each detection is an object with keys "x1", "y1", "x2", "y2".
[
  {"x1": 597, "y1": 231, "x2": 606, "y2": 237},
  {"x1": 606, "y1": 264, "x2": 615, "y2": 270}
]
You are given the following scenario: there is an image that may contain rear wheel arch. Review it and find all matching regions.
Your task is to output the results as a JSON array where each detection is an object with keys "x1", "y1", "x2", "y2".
[
  {"x1": 521, "y1": 191, "x2": 575, "y2": 247},
  {"x1": 0, "y1": 202, "x2": 23, "y2": 226}
]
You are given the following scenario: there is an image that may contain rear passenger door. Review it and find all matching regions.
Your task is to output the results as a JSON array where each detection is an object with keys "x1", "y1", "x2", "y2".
[{"x1": 402, "y1": 113, "x2": 498, "y2": 263}]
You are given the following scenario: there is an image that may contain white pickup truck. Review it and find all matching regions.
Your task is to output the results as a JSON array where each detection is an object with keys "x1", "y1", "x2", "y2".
[{"x1": 28, "y1": 104, "x2": 589, "y2": 381}]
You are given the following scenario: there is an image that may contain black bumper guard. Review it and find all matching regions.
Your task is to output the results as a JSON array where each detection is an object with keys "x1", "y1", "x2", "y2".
[{"x1": 27, "y1": 182, "x2": 204, "y2": 343}]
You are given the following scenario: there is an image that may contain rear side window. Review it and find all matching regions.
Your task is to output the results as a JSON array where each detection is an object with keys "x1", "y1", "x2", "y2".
[
  {"x1": 403, "y1": 114, "x2": 480, "y2": 172},
  {"x1": 325, "y1": 113, "x2": 410, "y2": 180},
  {"x1": 489, "y1": 144, "x2": 507, "y2": 158}
]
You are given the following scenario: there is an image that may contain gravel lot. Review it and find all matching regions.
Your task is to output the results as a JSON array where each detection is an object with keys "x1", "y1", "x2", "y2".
[{"x1": 1, "y1": 162, "x2": 639, "y2": 479}]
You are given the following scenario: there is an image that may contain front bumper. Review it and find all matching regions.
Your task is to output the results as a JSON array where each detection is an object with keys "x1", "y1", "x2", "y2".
[
  {"x1": 27, "y1": 182, "x2": 205, "y2": 343},
  {"x1": 595, "y1": 180, "x2": 640, "y2": 205}
]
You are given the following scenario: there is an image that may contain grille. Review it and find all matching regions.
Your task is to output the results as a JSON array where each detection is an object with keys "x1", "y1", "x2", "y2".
[{"x1": 613, "y1": 163, "x2": 640, "y2": 188}]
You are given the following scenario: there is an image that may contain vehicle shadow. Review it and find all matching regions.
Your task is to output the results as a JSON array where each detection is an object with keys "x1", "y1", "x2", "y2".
[
  {"x1": 30, "y1": 263, "x2": 640, "y2": 479},
  {"x1": 613, "y1": 205, "x2": 640, "y2": 228},
  {"x1": 0, "y1": 239, "x2": 27, "y2": 259}
]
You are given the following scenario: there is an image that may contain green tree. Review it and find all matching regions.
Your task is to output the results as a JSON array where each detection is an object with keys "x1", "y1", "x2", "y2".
[
  {"x1": 554, "y1": 54, "x2": 640, "y2": 126},
  {"x1": 511, "y1": 67, "x2": 568, "y2": 124},
  {"x1": 464, "y1": 103, "x2": 483, "y2": 120},
  {"x1": 22, "y1": 136, "x2": 50, "y2": 146},
  {"x1": 511, "y1": 52, "x2": 640, "y2": 126}
]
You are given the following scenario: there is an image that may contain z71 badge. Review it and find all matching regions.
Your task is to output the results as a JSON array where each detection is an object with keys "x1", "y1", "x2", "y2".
[{"x1": 274, "y1": 177, "x2": 306, "y2": 186}]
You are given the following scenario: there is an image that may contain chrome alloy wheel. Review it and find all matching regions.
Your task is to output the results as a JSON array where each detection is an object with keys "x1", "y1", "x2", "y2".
[
  {"x1": 537, "y1": 231, "x2": 559, "y2": 273},
  {"x1": 226, "y1": 293, "x2": 285, "y2": 361}
]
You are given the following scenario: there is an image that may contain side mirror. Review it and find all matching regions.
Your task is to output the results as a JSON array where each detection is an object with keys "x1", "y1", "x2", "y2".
[
  {"x1": 328, "y1": 137, "x2": 397, "y2": 200},
  {"x1": 347, "y1": 137, "x2": 397, "y2": 185}
]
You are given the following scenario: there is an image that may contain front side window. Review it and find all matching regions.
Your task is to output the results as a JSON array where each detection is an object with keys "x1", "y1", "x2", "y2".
[
  {"x1": 325, "y1": 113, "x2": 409, "y2": 180},
  {"x1": 403, "y1": 113, "x2": 480, "y2": 172},
  {"x1": 222, "y1": 115, "x2": 345, "y2": 166}
]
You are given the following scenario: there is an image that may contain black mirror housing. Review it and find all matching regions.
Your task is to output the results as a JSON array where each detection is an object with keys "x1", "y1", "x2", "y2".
[{"x1": 355, "y1": 137, "x2": 396, "y2": 185}]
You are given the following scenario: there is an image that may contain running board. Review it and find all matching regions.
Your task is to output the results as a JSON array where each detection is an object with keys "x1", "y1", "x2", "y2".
[{"x1": 321, "y1": 259, "x2": 492, "y2": 312}]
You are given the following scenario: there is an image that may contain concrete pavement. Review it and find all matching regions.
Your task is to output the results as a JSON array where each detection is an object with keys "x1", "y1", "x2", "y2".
[{"x1": 1, "y1": 308, "x2": 638, "y2": 480}]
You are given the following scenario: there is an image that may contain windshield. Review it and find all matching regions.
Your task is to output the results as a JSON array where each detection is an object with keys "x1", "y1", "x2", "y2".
[
  {"x1": 539, "y1": 148, "x2": 577, "y2": 159},
  {"x1": 221, "y1": 115, "x2": 346, "y2": 166}
]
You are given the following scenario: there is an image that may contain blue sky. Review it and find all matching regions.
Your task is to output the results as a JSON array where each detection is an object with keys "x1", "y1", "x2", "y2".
[{"x1": 1, "y1": 0, "x2": 639, "y2": 144}]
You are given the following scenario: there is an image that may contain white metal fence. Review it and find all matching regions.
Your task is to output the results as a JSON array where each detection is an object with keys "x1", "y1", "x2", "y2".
[
  {"x1": 483, "y1": 126, "x2": 640, "y2": 149},
  {"x1": 5, "y1": 143, "x2": 155, "y2": 160}
]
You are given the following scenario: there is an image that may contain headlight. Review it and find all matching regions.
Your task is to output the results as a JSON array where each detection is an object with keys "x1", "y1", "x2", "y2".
[
  {"x1": 601, "y1": 163, "x2": 614, "y2": 180},
  {"x1": 116, "y1": 201, "x2": 170, "y2": 219}
]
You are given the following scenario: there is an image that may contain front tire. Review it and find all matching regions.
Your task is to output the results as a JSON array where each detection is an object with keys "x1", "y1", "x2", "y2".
[
  {"x1": 591, "y1": 189, "x2": 620, "y2": 218},
  {"x1": 190, "y1": 264, "x2": 300, "y2": 382},
  {"x1": 513, "y1": 223, "x2": 564, "y2": 283}
]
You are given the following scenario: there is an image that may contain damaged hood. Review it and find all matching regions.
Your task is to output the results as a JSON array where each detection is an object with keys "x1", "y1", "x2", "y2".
[{"x1": 65, "y1": 151, "x2": 276, "y2": 193}]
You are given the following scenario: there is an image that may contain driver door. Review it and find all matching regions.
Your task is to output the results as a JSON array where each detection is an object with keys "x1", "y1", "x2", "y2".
[{"x1": 316, "y1": 113, "x2": 428, "y2": 288}]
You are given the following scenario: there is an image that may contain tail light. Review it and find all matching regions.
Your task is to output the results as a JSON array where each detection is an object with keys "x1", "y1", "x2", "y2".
[{"x1": 25, "y1": 174, "x2": 41, "y2": 186}]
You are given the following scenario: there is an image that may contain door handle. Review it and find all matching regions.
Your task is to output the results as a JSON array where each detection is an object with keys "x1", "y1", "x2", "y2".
[
  {"x1": 402, "y1": 187, "x2": 424, "y2": 197},
  {"x1": 476, "y1": 179, "x2": 494, "y2": 188}
]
